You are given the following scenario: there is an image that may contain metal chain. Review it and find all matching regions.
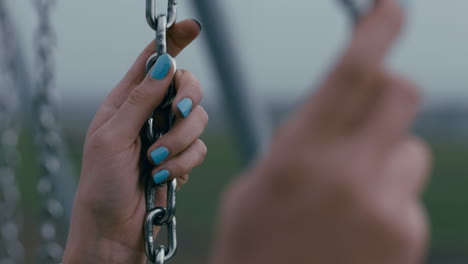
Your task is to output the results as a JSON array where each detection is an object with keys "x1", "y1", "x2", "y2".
[
  {"x1": 31, "y1": 0, "x2": 66, "y2": 262},
  {"x1": 0, "y1": 2, "x2": 25, "y2": 263},
  {"x1": 142, "y1": 1, "x2": 179, "y2": 263}
]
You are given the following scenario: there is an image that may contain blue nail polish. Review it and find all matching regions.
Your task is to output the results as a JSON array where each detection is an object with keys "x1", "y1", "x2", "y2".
[
  {"x1": 150, "y1": 147, "x2": 169, "y2": 165},
  {"x1": 153, "y1": 170, "x2": 170, "y2": 184},
  {"x1": 151, "y1": 54, "x2": 172, "y2": 80},
  {"x1": 177, "y1": 98, "x2": 193, "y2": 118}
]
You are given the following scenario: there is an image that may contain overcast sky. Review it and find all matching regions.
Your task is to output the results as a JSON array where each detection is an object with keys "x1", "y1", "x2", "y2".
[{"x1": 7, "y1": 0, "x2": 468, "y2": 106}]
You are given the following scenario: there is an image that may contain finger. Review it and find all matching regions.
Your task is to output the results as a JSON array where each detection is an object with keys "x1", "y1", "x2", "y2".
[
  {"x1": 172, "y1": 70, "x2": 203, "y2": 119},
  {"x1": 147, "y1": 106, "x2": 209, "y2": 165},
  {"x1": 359, "y1": 74, "x2": 421, "y2": 148},
  {"x1": 305, "y1": 0, "x2": 405, "y2": 133},
  {"x1": 401, "y1": 202, "x2": 429, "y2": 264},
  {"x1": 378, "y1": 137, "x2": 432, "y2": 197},
  {"x1": 105, "y1": 54, "x2": 176, "y2": 140},
  {"x1": 177, "y1": 174, "x2": 190, "y2": 191},
  {"x1": 346, "y1": 0, "x2": 406, "y2": 77},
  {"x1": 109, "y1": 19, "x2": 201, "y2": 106},
  {"x1": 89, "y1": 19, "x2": 201, "y2": 134},
  {"x1": 151, "y1": 139, "x2": 207, "y2": 184}
]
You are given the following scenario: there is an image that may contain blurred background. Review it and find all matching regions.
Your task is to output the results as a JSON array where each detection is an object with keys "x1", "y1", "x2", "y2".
[{"x1": 1, "y1": 0, "x2": 468, "y2": 263}]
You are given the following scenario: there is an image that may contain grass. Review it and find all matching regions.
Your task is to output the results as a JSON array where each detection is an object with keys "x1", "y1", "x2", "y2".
[{"x1": 424, "y1": 142, "x2": 468, "y2": 250}]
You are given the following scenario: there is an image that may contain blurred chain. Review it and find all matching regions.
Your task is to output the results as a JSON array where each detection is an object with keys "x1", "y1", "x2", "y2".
[
  {"x1": 338, "y1": 0, "x2": 375, "y2": 24},
  {"x1": 142, "y1": 1, "x2": 179, "y2": 263},
  {"x1": 31, "y1": 0, "x2": 65, "y2": 262},
  {"x1": 0, "y1": 2, "x2": 25, "y2": 263}
]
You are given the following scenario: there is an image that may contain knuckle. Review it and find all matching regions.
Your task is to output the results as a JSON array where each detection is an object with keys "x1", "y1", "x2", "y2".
[
  {"x1": 183, "y1": 70, "x2": 198, "y2": 82},
  {"x1": 165, "y1": 136, "x2": 191, "y2": 155},
  {"x1": 406, "y1": 137, "x2": 431, "y2": 162},
  {"x1": 327, "y1": 170, "x2": 371, "y2": 206},
  {"x1": 195, "y1": 139, "x2": 208, "y2": 165},
  {"x1": 189, "y1": 76, "x2": 202, "y2": 92},
  {"x1": 390, "y1": 79, "x2": 421, "y2": 107},
  {"x1": 127, "y1": 87, "x2": 150, "y2": 106},
  {"x1": 195, "y1": 106, "x2": 209, "y2": 126},
  {"x1": 415, "y1": 140, "x2": 431, "y2": 168},
  {"x1": 262, "y1": 149, "x2": 317, "y2": 193},
  {"x1": 383, "y1": 213, "x2": 425, "y2": 254},
  {"x1": 380, "y1": 76, "x2": 421, "y2": 118},
  {"x1": 177, "y1": 70, "x2": 201, "y2": 91},
  {"x1": 86, "y1": 128, "x2": 114, "y2": 150},
  {"x1": 264, "y1": 151, "x2": 372, "y2": 207},
  {"x1": 398, "y1": 222, "x2": 426, "y2": 255},
  {"x1": 357, "y1": 200, "x2": 397, "y2": 235},
  {"x1": 169, "y1": 139, "x2": 186, "y2": 154},
  {"x1": 338, "y1": 54, "x2": 371, "y2": 86},
  {"x1": 359, "y1": 200, "x2": 426, "y2": 252},
  {"x1": 172, "y1": 162, "x2": 189, "y2": 178},
  {"x1": 175, "y1": 69, "x2": 187, "y2": 80},
  {"x1": 189, "y1": 83, "x2": 203, "y2": 101},
  {"x1": 405, "y1": 137, "x2": 432, "y2": 178},
  {"x1": 195, "y1": 81, "x2": 203, "y2": 97},
  {"x1": 261, "y1": 151, "x2": 296, "y2": 184},
  {"x1": 177, "y1": 174, "x2": 190, "y2": 187},
  {"x1": 402, "y1": 210, "x2": 428, "y2": 255}
]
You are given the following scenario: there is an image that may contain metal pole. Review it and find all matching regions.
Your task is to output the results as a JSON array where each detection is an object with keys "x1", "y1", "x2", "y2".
[{"x1": 191, "y1": 0, "x2": 271, "y2": 167}]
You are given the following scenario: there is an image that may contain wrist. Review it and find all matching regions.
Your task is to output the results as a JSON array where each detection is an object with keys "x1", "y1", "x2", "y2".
[
  {"x1": 63, "y1": 235, "x2": 146, "y2": 264},
  {"x1": 63, "y1": 203, "x2": 146, "y2": 264}
]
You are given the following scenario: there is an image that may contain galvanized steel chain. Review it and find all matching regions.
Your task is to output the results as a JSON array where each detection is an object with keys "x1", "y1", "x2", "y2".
[
  {"x1": 31, "y1": 0, "x2": 65, "y2": 262},
  {"x1": 142, "y1": 1, "x2": 179, "y2": 263},
  {"x1": 0, "y1": 2, "x2": 25, "y2": 263}
]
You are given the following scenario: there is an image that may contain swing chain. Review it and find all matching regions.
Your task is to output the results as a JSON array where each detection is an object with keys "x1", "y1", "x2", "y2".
[
  {"x1": 146, "y1": 0, "x2": 178, "y2": 31},
  {"x1": 338, "y1": 0, "x2": 375, "y2": 24},
  {"x1": 142, "y1": 1, "x2": 178, "y2": 263},
  {"x1": 0, "y1": 2, "x2": 25, "y2": 263},
  {"x1": 32, "y1": 0, "x2": 66, "y2": 262}
]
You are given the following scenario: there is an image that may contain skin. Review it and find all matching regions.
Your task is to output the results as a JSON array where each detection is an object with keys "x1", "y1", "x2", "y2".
[
  {"x1": 64, "y1": 0, "x2": 430, "y2": 263},
  {"x1": 211, "y1": 0, "x2": 431, "y2": 264},
  {"x1": 63, "y1": 20, "x2": 206, "y2": 264}
]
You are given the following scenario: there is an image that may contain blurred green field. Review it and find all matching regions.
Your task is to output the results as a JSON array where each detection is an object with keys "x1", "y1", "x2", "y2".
[
  {"x1": 423, "y1": 142, "x2": 468, "y2": 262},
  {"x1": 10, "y1": 132, "x2": 468, "y2": 263}
]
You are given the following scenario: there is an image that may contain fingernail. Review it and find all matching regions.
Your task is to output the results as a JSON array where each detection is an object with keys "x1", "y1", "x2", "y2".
[
  {"x1": 151, "y1": 54, "x2": 173, "y2": 80},
  {"x1": 153, "y1": 169, "x2": 170, "y2": 184},
  {"x1": 150, "y1": 147, "x2": 169, "y2": 165},
  {"x1": 177, "y1": 98, "x2": 193, "y2": 118},
  {"x1": 192, "y1": 19, "x2": 202, "y2": 30}
]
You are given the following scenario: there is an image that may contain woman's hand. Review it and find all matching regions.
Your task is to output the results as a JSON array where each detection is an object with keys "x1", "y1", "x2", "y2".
[
  {"x1": 63, "y1": 20, "x2": 207, "y2": 264},
  {"x1": 212, "y1": 1, "x2": 430, "y2": 264}
]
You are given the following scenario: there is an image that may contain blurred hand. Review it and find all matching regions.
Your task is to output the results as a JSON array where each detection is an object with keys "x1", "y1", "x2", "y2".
[
  {"x1": 63, "y1": 20, "x2": 208, "y2": 264},
  {"x1": 212, "y1": 1, "x2": 430, "y2": 264}
]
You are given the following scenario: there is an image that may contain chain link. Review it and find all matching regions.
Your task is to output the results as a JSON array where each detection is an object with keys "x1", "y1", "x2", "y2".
[
  {"x1": 0, "y1": 2, "x2": 25, "y2": 263},
  {"x1": 31, "y1": 0, "x2": 66, "y2": 262},
  {"x1": 141, "y1": 1, "x2": 179, "y2": 263},
  {"x1": 146, "y1": 0, "x2": 178, "y2": 31}
]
